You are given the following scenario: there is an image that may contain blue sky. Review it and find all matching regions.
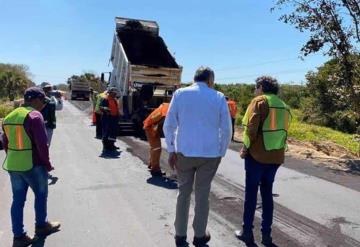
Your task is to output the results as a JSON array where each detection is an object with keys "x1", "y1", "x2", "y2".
[{"x1": 0, "y1": 0, "x2": 327, "y2": 85}]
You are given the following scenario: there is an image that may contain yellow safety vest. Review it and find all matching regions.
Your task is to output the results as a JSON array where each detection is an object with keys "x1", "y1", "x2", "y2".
[
  {"x1": 242, "y1": 94, "x2": 291, "y2": 151},
  {"x1": 3, "y1": 107, "x2": 34, "y2": 171}
]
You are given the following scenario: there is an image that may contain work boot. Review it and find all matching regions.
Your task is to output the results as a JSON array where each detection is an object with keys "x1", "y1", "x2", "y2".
[
  {"x1": 235, "y1": 230, "x2": 254, "y2": 245},
  {"x1": 261, "y1": 234, "x2": 273, "y2": 246},
  {"x1": 107, "y1": 142, "x2": 120, "y2": 150},
  {"x1": 108, "y1": 146, "x2": 118, "y2": 151},
  {"x1": 102, "y1": 149, "x2": 120, "y2": 157},
  {"x1": 35, "y1": 221, "x2": 61, "y2": 236},
  {"x1": 150, "y1": 170, "x2": 165, "y2": 177},
  {"x1": 175, "y1": 235, "x2": 188, "y2": 247},
  {"x1": 193, "y1": 231, "x2": 211, "y2": 247},
  {"x1": 13, "y1": 234, "x2": 38, "y2": 247}
]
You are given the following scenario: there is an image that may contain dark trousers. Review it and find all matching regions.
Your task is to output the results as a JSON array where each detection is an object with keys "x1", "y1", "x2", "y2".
[
  {"x1": 243, "y1": 155, "x2": 280, "y2": 235},
  {"x1": 95, "y1": 113, "x2": 102, "y2": 138},
  {"x1": 102, "y1": 115, "x2": 118, "y2": 151},
  {"x1": 102, "y1": 139, "x2": 115, "y2": 150},
  {"x1": 231, "y1": 117, "x2": 235, "y2": 140}
]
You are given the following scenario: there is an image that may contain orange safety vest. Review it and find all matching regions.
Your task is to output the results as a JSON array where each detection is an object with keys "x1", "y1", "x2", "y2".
[
  {"x1": 143, "y1": 103, "x2": 169, "y2": 130},
  {"x1": 106, "y1": 96, "x2": 119, "y2": 116},
  {"x1": 227, "y1": 100, "x2": 237, "y2": 118}
]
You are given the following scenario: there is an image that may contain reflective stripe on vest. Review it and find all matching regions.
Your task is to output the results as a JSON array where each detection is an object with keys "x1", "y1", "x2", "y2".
[
  {"x1": 2, "y1": 107, "x2": 34, "y2": 172},
  {"x1": 242, "y1": 94, "x2": 291, "y2": 150},
  {"x1": 262, "y1": 94, "x2": 291, "y2": 150},
  {"x1": 143, "y1": 103, "x2": 169, "y2": 130},
  {"x1": 106, "y1": 96, "x2": 119, "y2": 116}
]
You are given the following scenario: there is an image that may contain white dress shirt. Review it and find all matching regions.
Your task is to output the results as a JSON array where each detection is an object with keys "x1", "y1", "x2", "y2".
[{"x1": 163, "y1": 82, "x2": 232, "y2": 157}]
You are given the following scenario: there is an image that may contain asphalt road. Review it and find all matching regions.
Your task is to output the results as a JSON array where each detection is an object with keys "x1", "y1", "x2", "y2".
[{"x1": 0, "y1": 101, "x2": 359, "y2": 247}]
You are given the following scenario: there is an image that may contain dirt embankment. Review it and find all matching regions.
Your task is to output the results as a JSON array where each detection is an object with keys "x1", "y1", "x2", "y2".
[{"x1": 234, "y1": 127, "x2": 360, "y2": 174}]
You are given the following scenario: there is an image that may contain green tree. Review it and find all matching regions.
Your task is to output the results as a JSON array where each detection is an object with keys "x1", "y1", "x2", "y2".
[
  {"x1": 279, "y1": 84, "x2": 308, "y2": 109},
  {"x1": 273, "y1": 0, "x2": 360, "y2": 120},
  {"x1": 303, "y1": 57, "x2": 360, "y2": 133},
  {"x1": 215, "y1": 83, "x2": 254, "y2": 114},
  {"x1": 0, "y1": 63, "x2": 32, "y2": 101}
]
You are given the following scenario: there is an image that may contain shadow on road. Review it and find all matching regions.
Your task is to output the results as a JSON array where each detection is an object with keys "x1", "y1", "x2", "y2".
[
  {"x1": 48, "y1": 174, "x2": 59, "y2": 185},
  {"x1": 244, "y1": 243, "x2": 259, "y2": 247},
  {"x1": 146, "y1": 176, "x2": 178, "y2": 189},
  {"x1": 32, "y1": 229, "x2": 61, "y2": 247},
  {"x1": 347, "y1": 159, "x2": 360, "y2": 175},
  {"x1": 266, "y1": 244, "x2": 279, "y2": 247},
  {"x1": 99, "y1": 151, "x2": 122, "y2": 159},
  {"x1": 241, "y1": 241, "x2": 280, "y2": 247},
  {"x1": 32, "y1": 236, "x2": 46, "y2": 247}
]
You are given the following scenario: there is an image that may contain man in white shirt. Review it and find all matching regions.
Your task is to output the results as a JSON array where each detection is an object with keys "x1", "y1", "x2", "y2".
[{"x1": 163, "y1": 66, "x2": 232, "y2": 247}]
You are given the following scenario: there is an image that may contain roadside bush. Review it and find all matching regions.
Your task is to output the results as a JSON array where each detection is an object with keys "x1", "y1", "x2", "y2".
[
  {"x1": 302, "y1": 58, "x2": 360, "y2": 134},
  {"x1": 331, "y1": 111, "x2": 359, "y2": 134},
  {"x1": 235, "y1": 113, "x2": 244, "y2": 126},
  {"x1": 0, "y1": 103, "x2": 13, "y2": 119},
  {"x1": 278, "y1": 84, "x2": 308, "y2": 109},
  {"x1": 215, "y1": 83, "x2": 254, "y2": 114},
  {"x1": 289, "y1": 110, "x2": 359, "y2": 156}
]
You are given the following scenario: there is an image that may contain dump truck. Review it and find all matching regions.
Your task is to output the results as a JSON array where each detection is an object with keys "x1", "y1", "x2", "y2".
[
  {"x1": 104, "y1": 17, "x2": 182, "y2": 136},
  {"x1": 69, "y1": 81, "x2": 91, "y2": 101}
]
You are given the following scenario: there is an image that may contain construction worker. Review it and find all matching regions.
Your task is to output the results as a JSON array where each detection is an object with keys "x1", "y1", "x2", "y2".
[
  {"x1": 90, "y1": 88, "x2": 99, "y2": 125},
  {"x1": 94, "y1": 90, "x2": 107, "y2": 139},
  {"x1": 143, "y1": 102, "x2": 169, "y2": 176},
  {"x1": 100, "y1": 87, "x2": 120, "y2": 155},
  {"x1": 1, "y1": 87, "x2": 60, "y2": 247},
  {"x1": 49, "y1": 85, "x2": 63, "y2": 111},
  {"x1": 41, "y1": 83, "x2": 57, "y2": 146},
  {"x1": 226, "y1": 97, "x2": 238, "y2": 141},
  {"x1": 235, "y1": 76, "x2": 291, "y2": 246}
]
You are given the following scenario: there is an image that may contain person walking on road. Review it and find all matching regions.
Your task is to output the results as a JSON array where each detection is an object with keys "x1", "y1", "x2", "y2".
[
  {"x1": 100, "y1": 87, "x2": 120, "y2": 155},
  {"x1": 226, "y1": 97, "x2": 238, "y2": 141},
  {"x1": 163, "y1": 66, "x2": 232, "y2": 247},
  {"x1": 1, "y1": 87, "x2": 61, "y2": 247},
  {"x1": 235, "y1": 76, "x2": 291, "y2": 246},
  {"x1": 40, "y1": 83, "x2": 57, "y2": 146},
  {"x1": 143, "y1": 101, "x2": 169, "y2": 176}
]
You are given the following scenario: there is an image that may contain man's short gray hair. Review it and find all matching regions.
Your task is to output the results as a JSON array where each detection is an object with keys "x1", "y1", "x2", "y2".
[{"x1": 194, "y1": 66, "x2": 215, "y2": 83}]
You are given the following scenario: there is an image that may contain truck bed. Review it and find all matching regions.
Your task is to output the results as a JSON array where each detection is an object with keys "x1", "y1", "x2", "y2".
[{"x1": 117, "y1": 30, "x2": 179, "y2": 68}]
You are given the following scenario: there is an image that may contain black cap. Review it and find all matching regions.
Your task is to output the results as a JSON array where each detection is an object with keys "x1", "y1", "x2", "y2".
[
  {"x1": 24, "y1": 87, "x2": 46, "y2": 101},
  {"x1": 107, "y1": 87, "x2": 118, "y2": 93}
]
